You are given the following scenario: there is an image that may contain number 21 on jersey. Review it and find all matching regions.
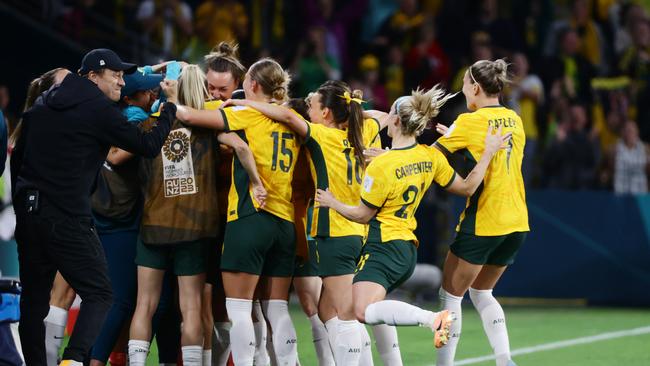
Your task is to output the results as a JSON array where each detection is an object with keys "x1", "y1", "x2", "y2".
[{"x1": 394, "y1": 183, "x2": 424, "y2": 219}]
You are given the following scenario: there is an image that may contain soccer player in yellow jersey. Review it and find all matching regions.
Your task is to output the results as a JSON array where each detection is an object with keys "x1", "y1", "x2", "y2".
[
  {"x1": 433, "y1": 59, "x2": 529, "y2": 366},
  {"x1": 128, "y1": 65, "x2": 267, "y2": 366},
  {"x1": 223, "y1": 80, "x2": 388, "y2": 365},
  {"x1": 162, "y1": 58, "x2": 300, "y2": 366},
  {"x1": 202, "y1": 42, "x2": 271, "y2": 366},
  {"x1": 314, "y1": 85, "x2": 510, "y2": 356},
  {"x1": 285, "y1": 97, "x2": 337, "y2": 366}
]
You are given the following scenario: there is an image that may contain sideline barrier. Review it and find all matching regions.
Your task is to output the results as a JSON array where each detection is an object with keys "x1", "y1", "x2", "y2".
[{"x1": 451, "y1": 190, "x2": 650, "y2": 306}]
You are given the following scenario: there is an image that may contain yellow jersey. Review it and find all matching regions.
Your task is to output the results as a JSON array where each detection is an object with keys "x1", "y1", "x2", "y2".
[
  {"x1": 435, "y1": 106, "x2": 530, "y2": 236},
  {"x1": 363, "y1": 118, "x2": 382, "y2": 148},
  {"x1": 360, "y1": 144, "x2": 455, "y2": 245},
  {"x1": 307, "y1": 122, "x2": 368, "y2": 237},
  {"x1": 221, "y1": 105, "x2": 299, "y2": 222},
  {"x1": 204, "y1": 100, "x2": 223, "y2": 110}
]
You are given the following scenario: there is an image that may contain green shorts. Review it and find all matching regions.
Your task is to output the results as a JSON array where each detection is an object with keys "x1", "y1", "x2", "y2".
[
  {"x1": 205, "y1": 240, "x2": 222, "y2": 286},
  {"x1": 316, "y1": 236, "x2": 363, "y2": 277},
  {"x1": 353, "y1": 240, "x2": 417, "y2": 293},
  {"x1": 450, "y1": 231, "x2": 527, "y2": 266},
  {"x1": 136, "y1": 238, "x2": 209, "y2": 276},
  {"x1": 221, "y1": 211, "x2": 296, "y2": 277},
  {"x1": 205, "y1": 215, "x2": 227, "y2": 286},
  {"x1": 294, "y1": 239, "x2": 319, "y2": 277}
]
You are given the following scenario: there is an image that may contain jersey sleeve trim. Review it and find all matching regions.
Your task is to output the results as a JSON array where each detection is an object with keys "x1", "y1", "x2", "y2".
[
  {"x1": 434, "y1": 141, "x2": 451, "y2": 156},
  {"x1": 442, "y1": 171, "x2": 456, "y2": 189},
  {"x1": 304, "y1": 121, "x2": 312, "y2": 144},
  {"x1": 220, "y1": 109, "x2": 230, "y2": 131},
  {"x1": 361, "y1": 197, "x2": 381, "y2": 210},
  {"x1": 369, "y1": 118, "x2": 381, "y2": 146},
  {"x1": 371, "y1": 117, "x2": 380, "y2": 130}
]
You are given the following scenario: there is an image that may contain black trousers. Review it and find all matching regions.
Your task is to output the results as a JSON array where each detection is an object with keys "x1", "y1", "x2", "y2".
[{"x1": 14, "y1": 192, "x2": 113, "y2": 365}]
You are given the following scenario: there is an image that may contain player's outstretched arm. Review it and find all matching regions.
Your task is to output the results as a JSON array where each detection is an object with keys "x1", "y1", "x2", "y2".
[
  {"x1": 222, "y1": 99, "x2": 309, "y2": 138},
  {"x1": 363, "y1": 109, "x2": 390, "y2": 130},
  {"x1": 315, "y1": 188, "x2": 377, "y2": 224},
  {"x1": 161, "y1": 79, "x2": 226, "y2": 130}
]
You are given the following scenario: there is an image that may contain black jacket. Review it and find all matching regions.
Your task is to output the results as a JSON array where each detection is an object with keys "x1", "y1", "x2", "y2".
[{"x1": 13, "y1": 73, "x2": 174, "y2": 216}]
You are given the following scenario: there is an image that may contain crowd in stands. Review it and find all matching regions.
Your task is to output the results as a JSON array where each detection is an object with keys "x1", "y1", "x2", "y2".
[{"x1": 3, "y1": 0, "x2": 650, "y2": 193}]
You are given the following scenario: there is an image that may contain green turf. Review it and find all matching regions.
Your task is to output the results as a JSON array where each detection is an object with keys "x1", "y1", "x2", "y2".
[
  {"x1": 289, "y1": 306, "x2": 648, "y2": 365},
  {"x1": 65, "y1": 305, "x2": 649, "y2": 365}
]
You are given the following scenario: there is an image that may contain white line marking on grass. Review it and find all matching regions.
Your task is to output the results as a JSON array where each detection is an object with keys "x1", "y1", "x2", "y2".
[{"x1": 445, "y1": 325, "x2": 650, "y2": 365}]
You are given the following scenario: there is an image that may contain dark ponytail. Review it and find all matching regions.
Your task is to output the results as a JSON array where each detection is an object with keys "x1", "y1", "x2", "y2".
[
  {"x1": 346, "y1": 90, "x2": 366, "y2": 170},
  {"x1": 316, "y1": 82, "x2": 366, "y2": 171}
]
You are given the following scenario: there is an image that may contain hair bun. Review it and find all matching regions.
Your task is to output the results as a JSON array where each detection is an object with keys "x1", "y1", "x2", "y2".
[
  {"x1": 493, "y1": 59, "x2": 509, "y2": 81},
  {"x1": 351, "y1": 89, "x2": 363, "y2": 100},
  {"x1": 212, "y1": 41, "x2": 238, "y2": 57},
  {"x1": 493, "y1": 59, "x2": 507, "y2": 72}
]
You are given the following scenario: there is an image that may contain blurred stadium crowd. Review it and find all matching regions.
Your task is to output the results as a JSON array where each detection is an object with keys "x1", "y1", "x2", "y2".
[{"x1": 2, "y1": 0, "x2": 650, "y2": 193}]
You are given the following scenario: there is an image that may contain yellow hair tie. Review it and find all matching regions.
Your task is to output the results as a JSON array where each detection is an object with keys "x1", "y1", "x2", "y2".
[{"x1": 339, "y1": 91, "x2": 364, "y2": 105}]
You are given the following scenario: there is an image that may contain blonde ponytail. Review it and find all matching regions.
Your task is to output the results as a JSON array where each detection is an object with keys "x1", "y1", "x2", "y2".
[
  {"x1": 397, "y1": 85, "x2": 456, "y2": 136},
  {"x1": 178, "y1": 65, "x2": 209, "y2": 110}
]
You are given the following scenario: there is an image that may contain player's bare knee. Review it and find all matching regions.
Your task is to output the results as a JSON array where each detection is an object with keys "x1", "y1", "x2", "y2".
[
  {"x1": 300, "y1": 300, "x2": 318, "y2": 317},
  {"x1": 354, "y1": 303, "x2": 367, "y2": 323}
]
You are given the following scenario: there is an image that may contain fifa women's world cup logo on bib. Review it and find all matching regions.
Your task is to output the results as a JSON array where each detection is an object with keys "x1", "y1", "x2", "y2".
[{"x1": 162, "y1": 128, "x2": 197, "y2": 197}]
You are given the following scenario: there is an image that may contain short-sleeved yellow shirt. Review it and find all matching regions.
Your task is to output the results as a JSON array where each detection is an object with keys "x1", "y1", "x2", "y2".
[
  {"x1": 435, "y1": 106, "x2": 529, "y2": 236},
  {"x1": 221, "y1": 105, "x2": 299, "y2": 223},
  {"x1": 306, "y1": 122, "x2": 367, "y2": 237},
  {"x1": 360, "y1": 144, "x2": 455, "y2": 245}
]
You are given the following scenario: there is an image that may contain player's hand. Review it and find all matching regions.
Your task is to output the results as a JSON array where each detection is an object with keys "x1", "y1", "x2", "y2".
[
  {"x1": 252, "y1": 182, "x2": 267, "y2": 208},
  {"x1": 435, "y1": 123, "x2": 449, "y2": 135},
  {"x1": 315, "y1": 188, "x2": 335, "y2": 208},
  {"x1": 484, "y1": 125, "x2": 512, "y2": 156},
  {"x1": 221, "y1": 98, "x2": 248, "y2": 108},
  {"x1": 160, "y1": 79, "x2": 178, "y2": 103},
  {"x1": 363, "y1": 147, "x2": 388, "y2": 163}
]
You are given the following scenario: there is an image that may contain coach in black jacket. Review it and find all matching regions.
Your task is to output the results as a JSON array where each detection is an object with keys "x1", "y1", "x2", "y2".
[{"x1": 13, "y1": 49, "x2": 175, "y2": 366}]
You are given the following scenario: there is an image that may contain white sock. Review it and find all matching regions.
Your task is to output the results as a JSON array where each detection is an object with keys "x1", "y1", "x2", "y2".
[
  {"x1": 226, "y1": 298, "x2": 255, "y2": 366},
  {"x1": 324, "y1": 316, "x2": 340, "y2": 356},
  {"x1": 253, "y1": 301, "x2": 271, "y2": 365},
  {"x1": 266, "y1": 334, "x2": 277, "y2": 366},
  {"x1": 181, "y1": 345, "x2": 203, "y2": 366},
  {"x1": 333, "y1": 320, "x2": 361, "y2": 365},
  {"x1": 372, "y1": 324, "x2": 403, "y2": 366},
  {"x1": 436, "y1": 289, "x2": 463, "y2": 366},
  {"x1": 262, "y1": 300, "x2": 297, "y2": 366},
  {"x1": 364, "y1": 300, "x2": 436, "y2": 326},
  {"x1": 128, "y1": 340, "x2": 150, "y2": 366},
  {"x1": 308, "y1": 314, "x2": 335, "y2": 366},
  {"x1": 358, "y1": 323, "x2": 373, "y2": 366},
  {"x1": 44, "y1": 305, "x2": 67, "y2": 366},
  {"x1": 203, "y1": 349, "x2": 212, "y2": 366},
  {"x1": 213, "y1": 322, "x2": 231, "y2": 365},
  {"x1": 469, "y1": 288, "x2": 512, "y2": 366}
]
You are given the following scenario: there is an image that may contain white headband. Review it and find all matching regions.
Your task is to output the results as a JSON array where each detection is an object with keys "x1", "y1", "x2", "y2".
[{"x1": 469, "y1": 66, "x2": 478, "y2": 84}]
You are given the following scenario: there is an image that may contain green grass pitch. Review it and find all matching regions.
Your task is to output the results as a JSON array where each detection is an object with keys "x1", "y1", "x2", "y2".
[
  {"x1": 141, "y1": 305, "x2": 650, "y2": 365},
  {"x1": 63, "y1": 304, "x2": 650, "y2": 365}
]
